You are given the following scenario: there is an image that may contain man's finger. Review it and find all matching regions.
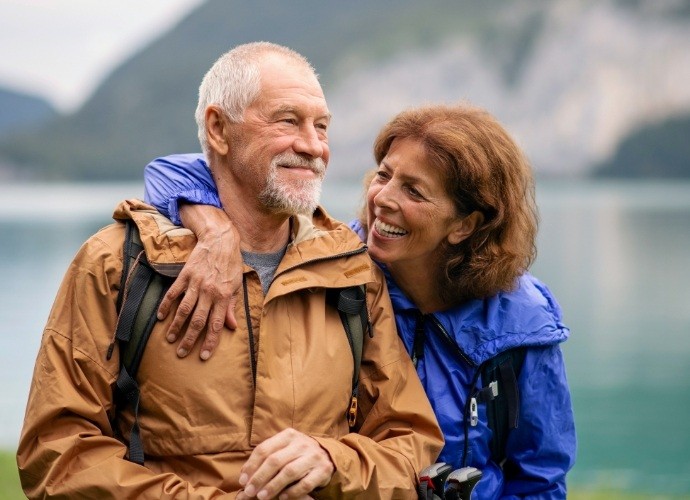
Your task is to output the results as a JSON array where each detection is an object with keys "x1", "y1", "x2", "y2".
[
  {"x1": 278, "y1": 469, "x2": 325, "y2": 499},
  {"x1": 256, "y1": 456, "x2": 317, "y2": 500},
  {"x1": 240, "y1": 430, "x2": 294, "y2": 493},
  {"x1": 242, "y1": 451, "x2": 292, "y2": 499}
]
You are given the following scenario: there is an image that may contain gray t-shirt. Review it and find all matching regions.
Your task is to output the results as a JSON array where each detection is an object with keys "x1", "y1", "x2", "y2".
[{"x1": 241, "y1": 246, "x2": 288, "y2": 295}]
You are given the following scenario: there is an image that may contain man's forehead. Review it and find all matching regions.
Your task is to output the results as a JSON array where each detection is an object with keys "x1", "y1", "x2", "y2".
[
  {"x1": 269, "y1": 102, "x2": 331, "y2": 120},
  {"x1": 252, "y1": 62, "x2": 329, "y2": 115}
]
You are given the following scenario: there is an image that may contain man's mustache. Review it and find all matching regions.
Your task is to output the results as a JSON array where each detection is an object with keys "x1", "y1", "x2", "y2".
[{"x1": 272, "y1": 153, "x2": 326, "y2": 176}]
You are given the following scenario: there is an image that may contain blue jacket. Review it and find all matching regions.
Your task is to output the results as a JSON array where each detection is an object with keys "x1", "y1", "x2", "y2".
[{"x1": 144, "y1": 154, "x2": 577, "y2": 499}]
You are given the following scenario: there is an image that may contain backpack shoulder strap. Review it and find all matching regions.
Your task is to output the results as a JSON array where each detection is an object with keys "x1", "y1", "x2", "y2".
[
  {"x1": 479, "y1": 347, "x2": 527, "y2": 466},
  {"x1": 111, "y1": 220, "x2": 172, "y2": 465},
  {"x1": 327, "y1": 285, "x2": 370, "y2": 429}
]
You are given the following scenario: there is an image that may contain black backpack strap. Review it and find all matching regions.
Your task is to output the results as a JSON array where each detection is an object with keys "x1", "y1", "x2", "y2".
[
  {"x1": 479, "y1": 348, "x2": 527, "y2": 466},
  {"x1": 111, "y1": 220, "x2": 172, "y2": 465},
  {"x1": 327, "y1": 285, "x2": 369, "y2": 429}
]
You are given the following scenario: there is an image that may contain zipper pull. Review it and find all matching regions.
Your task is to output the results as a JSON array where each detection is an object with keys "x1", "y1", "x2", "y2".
[
  {"x1": 347, "y1": 395, "x2": 358, "y2": 428},
  {"x1": 470, "y1": 397, "x2": 478, "y2": 426}
]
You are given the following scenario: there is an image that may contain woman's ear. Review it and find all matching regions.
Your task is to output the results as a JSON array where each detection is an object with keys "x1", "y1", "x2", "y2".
[
  {"x1": 205, "y1": 106, "x2": 230, "y2": 156},
  {"x1": 447, "y1": 211, "x2": 484, "y2": 245}
]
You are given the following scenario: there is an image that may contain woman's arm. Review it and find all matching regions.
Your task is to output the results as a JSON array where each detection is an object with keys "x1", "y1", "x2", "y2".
[
  {"x1": 144, "y1": 153, "x2": 221, "y2": 225},
  {"x1": 165, "y1": 205, "x2": 242, "y2": 358},
  {"x1": 144, "y1": 154, "x2": 242, "y2": 359}
]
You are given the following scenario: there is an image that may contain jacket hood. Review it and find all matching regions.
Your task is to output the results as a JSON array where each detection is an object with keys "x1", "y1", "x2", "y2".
[
  {"x1": 387, "y1": 271, "x2": 570, "y2": 365},
  {"x1": 113, "y1": 199, "x2": 195, "y2": 277},
  {"x1": 113, "y1": 199, "x2": 368, "y2": 281}
]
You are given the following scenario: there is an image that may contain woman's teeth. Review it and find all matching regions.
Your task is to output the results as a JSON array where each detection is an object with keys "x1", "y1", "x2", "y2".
[{"x1": 375, "y1": 220, "x2": 408, "y2": 238}]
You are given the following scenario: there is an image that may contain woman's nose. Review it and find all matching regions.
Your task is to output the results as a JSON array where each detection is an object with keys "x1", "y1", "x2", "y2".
[{"x1": 373, "y1": 182, "x2": 397, "y2": 210}]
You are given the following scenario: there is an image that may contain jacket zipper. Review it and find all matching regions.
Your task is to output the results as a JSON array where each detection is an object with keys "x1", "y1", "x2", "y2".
[
  {"x1": 427, "y1": 314, "x2": 475, "y2": 368},
  {"x1": 242, "y1": 275, "x2": 257, "y2": 386},
  {"x1": 244, "y1": 245, "x2": 368, "y2": 385},
  {"x1": 426, "y1": 313, "x2": 479, "y2": 467}
]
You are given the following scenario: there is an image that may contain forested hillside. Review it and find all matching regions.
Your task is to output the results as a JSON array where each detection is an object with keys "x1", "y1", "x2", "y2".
[
  {"x1": 0, "y1": 88, "x2": 56, "y2": 136},
  {"x1": 0, "y1": 0, "x2": 688, "y2": 180}
]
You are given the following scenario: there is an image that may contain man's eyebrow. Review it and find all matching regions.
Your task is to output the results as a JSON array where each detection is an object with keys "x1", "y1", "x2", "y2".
[
  {"x1": 272, "y1": 104, "x2": 296, "y2": 115},
  {"x1": 272, "y1": 105, "x2": 331, "y2": 122}
]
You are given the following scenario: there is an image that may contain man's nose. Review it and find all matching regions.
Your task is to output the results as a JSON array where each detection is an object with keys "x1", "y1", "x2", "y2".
[{"x1": 294, "y1": 125, "x2": 325, "y2": 158}]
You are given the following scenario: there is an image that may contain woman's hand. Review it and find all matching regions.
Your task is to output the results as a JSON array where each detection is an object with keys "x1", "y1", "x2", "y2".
[{"x1": 156, "y1": 204, "x2": 242, "y2": 360}]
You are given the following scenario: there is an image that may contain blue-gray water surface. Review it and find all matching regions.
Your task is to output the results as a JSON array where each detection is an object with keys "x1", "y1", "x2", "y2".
[{"x1": 1, "y1": 180, "x2": 689, "y2": 495}]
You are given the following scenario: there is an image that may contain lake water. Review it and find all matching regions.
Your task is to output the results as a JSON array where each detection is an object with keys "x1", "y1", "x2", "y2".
[{"x1": 1, "y1": 180, "x2": 689, "y2": 496}]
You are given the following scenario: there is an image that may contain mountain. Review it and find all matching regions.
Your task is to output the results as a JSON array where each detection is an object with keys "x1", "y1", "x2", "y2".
[
  {"x1": 1, "y1": 0, "x2": 689, "y2": 180},
  {"x1": 0, "y1": 88, "x2": 57, "y2": 136},
  {"x1": 594, "y1": 113, "x2": 690, "y2": 178}
]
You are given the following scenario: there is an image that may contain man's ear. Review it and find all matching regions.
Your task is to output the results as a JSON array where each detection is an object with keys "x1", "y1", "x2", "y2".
[
  {"x1": 447, "y1": 211, "x2": 484, "y2": 245},
  {"x1": 205, "y1": 106, "x2": 230, "y2": 156}
]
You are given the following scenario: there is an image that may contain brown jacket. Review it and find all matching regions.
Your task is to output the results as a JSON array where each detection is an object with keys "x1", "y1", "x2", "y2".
[{"x1": 17, "y1": 200, "x2": 443, "y2": 499}]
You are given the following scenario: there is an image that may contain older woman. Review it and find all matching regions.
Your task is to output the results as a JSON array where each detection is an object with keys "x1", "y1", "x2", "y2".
[{"x1": 144, "y1": 104, "x2": 576, "y2": 498}]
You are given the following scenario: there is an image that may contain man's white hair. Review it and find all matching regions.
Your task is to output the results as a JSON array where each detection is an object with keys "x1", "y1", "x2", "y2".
[{"x1": 195, "y1": 42, "x2": 317, "y2": 156}]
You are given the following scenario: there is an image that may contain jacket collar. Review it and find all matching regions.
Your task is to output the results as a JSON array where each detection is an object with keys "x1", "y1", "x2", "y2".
[
  {"x1": 386, "y1": 269, "x2": 570, "y2": 365},
  {"x1": 113, "y1": 199, "x2": 371, "y2": 285}
]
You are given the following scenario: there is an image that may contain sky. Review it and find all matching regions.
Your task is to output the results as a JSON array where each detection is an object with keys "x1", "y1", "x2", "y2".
[{"x1": 0, "y1": 0, "x2": 205, "y2": 113}]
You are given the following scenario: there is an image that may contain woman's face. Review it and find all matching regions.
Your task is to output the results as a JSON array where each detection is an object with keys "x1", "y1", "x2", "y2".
[{"x1": 366, "y1": 137, "x2": 469, "y2": 271}]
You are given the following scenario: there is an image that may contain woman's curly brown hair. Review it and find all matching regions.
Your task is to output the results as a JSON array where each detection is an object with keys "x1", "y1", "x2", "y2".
[{"x1": 359, "y1": 104, "x2": 538, "y2": 304}]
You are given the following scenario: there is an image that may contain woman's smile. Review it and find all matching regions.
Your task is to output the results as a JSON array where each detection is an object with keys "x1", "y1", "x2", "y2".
[{"x1": 373, "y1": 219, "x2": 408, "y2": 238}]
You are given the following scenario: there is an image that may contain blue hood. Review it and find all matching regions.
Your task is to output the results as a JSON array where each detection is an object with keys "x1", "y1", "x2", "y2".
[{"x1": 386, "y1": 271, "x2": 570, "y2": 365}]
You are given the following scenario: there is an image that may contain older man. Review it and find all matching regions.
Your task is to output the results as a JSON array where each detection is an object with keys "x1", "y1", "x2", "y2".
[{"x1": 17, "y1": 42, "x2": 442, "y2": 499}]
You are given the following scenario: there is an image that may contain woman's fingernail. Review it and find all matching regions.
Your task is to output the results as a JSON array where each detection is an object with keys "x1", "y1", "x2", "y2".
[
  {"x1": 177, "y1": 348, "x2": 188, "y2": 357},
  {"x1": 239, "y1": 473, "x2": 248, "y2": 486},
  {"x1": 201, "y1": 350, "x2": 211, "y2": 360},
  {"x1": 167, "y1": 335, "x2": 176, "y2": 343}
]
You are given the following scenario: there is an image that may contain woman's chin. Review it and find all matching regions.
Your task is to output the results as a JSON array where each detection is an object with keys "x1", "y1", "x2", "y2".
[{"x1": 366, "y1": 244, "x2": 393, "y2": 266}]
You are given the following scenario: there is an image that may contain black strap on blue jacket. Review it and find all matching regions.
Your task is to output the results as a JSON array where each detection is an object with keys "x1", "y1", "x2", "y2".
[
  {"x1": 411, "y1": 313, "x2": 526, "y2": 468},
  {"x1": 478, "y1": 348, "x2": 526, "y2": 466}
]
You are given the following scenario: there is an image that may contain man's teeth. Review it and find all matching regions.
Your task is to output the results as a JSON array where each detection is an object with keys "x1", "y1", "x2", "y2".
[{"x1": 375, "y1": 220, "x2": 408, "y2": 237}]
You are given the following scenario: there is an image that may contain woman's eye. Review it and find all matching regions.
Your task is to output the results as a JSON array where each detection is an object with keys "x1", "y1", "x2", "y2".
[
  {"x1": 407, "y1": 186, "x2": 423, "y2": 198},
  {"x1": 375, "y1": 170, "x2": 390, "y2": 180}
]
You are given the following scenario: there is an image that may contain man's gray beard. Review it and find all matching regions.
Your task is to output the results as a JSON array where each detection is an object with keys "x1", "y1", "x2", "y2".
[{"x1": 259, "y1": 154, "x2": 325, "y2": 215}]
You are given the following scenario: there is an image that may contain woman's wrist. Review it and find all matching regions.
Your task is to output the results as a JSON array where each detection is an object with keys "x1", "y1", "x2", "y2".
[{"x1": 179, "y1": 204, "x2": 236, "y2": 241}]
